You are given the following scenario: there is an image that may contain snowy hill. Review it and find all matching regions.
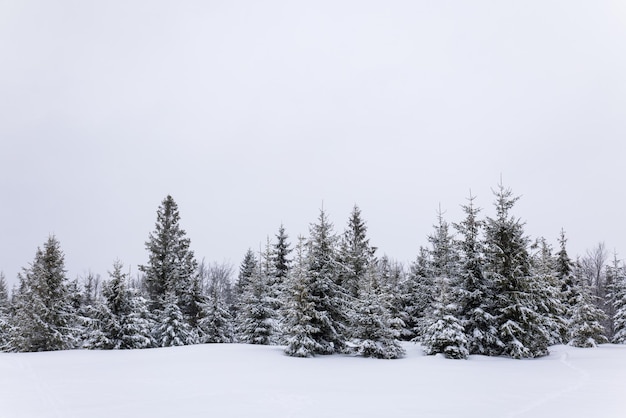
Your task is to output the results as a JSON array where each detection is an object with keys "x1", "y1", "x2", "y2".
[{"x1": 1, "y1": 343, "x2": 625, "y2": 418}]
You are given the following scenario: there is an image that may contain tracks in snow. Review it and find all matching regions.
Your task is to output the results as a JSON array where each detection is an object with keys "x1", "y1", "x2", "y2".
[{"x1": 506, "y1": 350, "x2": 590, "y2": 418}]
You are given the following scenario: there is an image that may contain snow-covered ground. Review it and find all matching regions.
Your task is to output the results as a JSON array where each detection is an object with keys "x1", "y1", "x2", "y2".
[{"x1": 1, "y1": 343, "x2": 625, "y2": 418}]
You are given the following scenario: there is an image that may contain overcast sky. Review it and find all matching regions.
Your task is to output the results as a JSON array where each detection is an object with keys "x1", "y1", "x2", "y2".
[{"x1": 1, "y1": 1, "x2": 625, "y2": 288}]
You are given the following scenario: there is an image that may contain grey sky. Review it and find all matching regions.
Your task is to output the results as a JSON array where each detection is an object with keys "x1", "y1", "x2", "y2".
[{"x1": 1, "y1": 1, "x2": 625, "y2": 288}]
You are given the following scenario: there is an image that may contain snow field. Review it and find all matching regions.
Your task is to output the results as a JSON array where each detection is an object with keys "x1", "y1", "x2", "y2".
[{"x1": 1, "y1": 343, "x2": 625, "y2": 418}]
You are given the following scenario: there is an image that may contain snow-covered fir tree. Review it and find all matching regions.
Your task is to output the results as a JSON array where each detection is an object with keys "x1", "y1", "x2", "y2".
[
  {"x1": 233, "y1": 248, "x2": 257, "y2": 317},
  {"x1": 421, "y1": 277, "x2": 469, "y2": 359},
  {"x1": 139, "y1": 195, "x2": 198, "y2": 321},
  {"x1": 603, "y1": 254, "x2": 624, "y2": 340},
  {"x1": 413, "y1": 209, "x2": 460, "y2": 344},
  {"x1": 556, "y1": 230, "x2": 577, "y2": 310},
  {"x1": 402, "y1": 247, "x2": 435, "y2": 341},
  {"x1": 376, "y1": 256, "x2": 408, "y2": 340},
  {"x1": 568, "y1": 282, "x2": 608, "y2": 348},
  {"x1": 606, "y1": 257, "x2": 626, "y2": 343},
  {"x1": 453, "y1": 194, "x2": 498, "y2": 355},
  {"x1": 272, "y1": 224, "x2": 292, "y2": 295},
  {"x1": 483, "y1": 183, "x2": 547, "y2": 358},
  {"x1": 153, "y1": 291, "x2": 196, "y2": 347},
  {"x1": 236, "y1": 251, "x2": 275, "y2": 345},
  {"x1": 0, "y1": 272, "x2": 11, "y2": 351},
  {"x1": 350, "y1": 267, "x2": 405, "y2": 359},
  {"x1": 337, "y1": 205, "x2": 376, "y2": 299},
  {"x1": 11, "y1": 236, "x2": 78, "y2": 352},
  {"x1": 529, "y1": 238, "x2": 567, "y2": 347},
  {"x1": 198, "y1": 271, "x2": 234, "y2": 344},
  {"x1": 271, "y1": 225, "x2": 292, "y2": 342},
  {"x1": 420, "y1": 210, "x2": 468, "y2": 359},
  {"x1": 303, "y1": 208, "x2": 347, "y2": 354},
  {"x1": 85, "y1": 260, "x2": 154, "y2": 350},
  {"x1": 283, "y1": 236, "x2": 324, "y2": 357},
  {"x1": 0, "y1": 272, "x2": 8, "y2": 308}
]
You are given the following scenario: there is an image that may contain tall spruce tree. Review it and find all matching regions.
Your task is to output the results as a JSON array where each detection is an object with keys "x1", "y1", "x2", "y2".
[
  {"x1": 12, "y1": 236, "x2": 78, "y2": 352},
  {"x1": 234, "y1": 249, "x2": 257, "y2": 308},
  {"x1": 612, "y1": 262, "x2": 626, "y2": 344},
  {"x1": 556, "y1": 230, "x2": 577, "y2": 308},
  {"x1": 273, "y1": 224, "x2": 292, "y2": 287},
  {"x1": 421, "y1": 210, "x2": 468, "y2": 359},
  {"x1": 483, "y1": 183, "x2": 547, "y2": 358},
  {"x1": 236, "y1": 253, "x2": 275, "y2": 345},
  {"x1": 337, "y1": 205, "x2": 376, "y2": 299},
  {"x1": 404, "y1": 247, "x2": 435, "y2": 340},
  {"x1": 139, "y1": 195, "x2": 198, "y2": 320},
  {"x1": 530, "y1": 238, "x2": 567, "y2": 346},
  {"x1": 303, "y1": 208, "x2": 347, "y2": 354},
  {"x1": 284, "y1": 236, "x2": 323, "y2": 357},
  {"x1": 454, "y1": 194, "x2": 497, "y2": 355}
]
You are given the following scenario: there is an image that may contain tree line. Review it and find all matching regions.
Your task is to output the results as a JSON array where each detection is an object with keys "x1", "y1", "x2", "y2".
[{"x1": 1, "y1": 184, "x2": 625, "y2": 359}]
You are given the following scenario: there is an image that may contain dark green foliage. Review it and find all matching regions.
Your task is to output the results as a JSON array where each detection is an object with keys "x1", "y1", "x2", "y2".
[
  {"x1": 139, "y1": 195, "x2": 198, "y2": 318},
  {"x1": 303, "y1": 209, "x2": 347, "y2": 354},
  {"x1": 404, "y1": 247, "x2": 435, "y2": 340},
  {"x1": 484, "y1": 183, "x2": 549, "y2": 358},
  {"x1": 338, "y1": 205, "x2": 376, "y2": 298},
  {"x1": 454, "y1": 194, "x2": 497, "y2": 355},
  {"x1": 11, "y1": 236, "x2": 78, "y2": 352},
  {"x1": 284, "y1": 237, "x2": 324, "y2": 357}
]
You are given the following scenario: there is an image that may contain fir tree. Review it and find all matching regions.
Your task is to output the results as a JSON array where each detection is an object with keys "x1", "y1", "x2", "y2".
[
  {"x1": 421, "y1": 210, "x2": 468, "y2": 359},
  {"x1": 284, "y1": 236, "x2": 324, "y2": 357},
  {"x1": 404, "y1": 247, "x2": 435, "y2": 340},
  {"x1": 11, "y1": 236, "x2": 78, "y2": 352},
  {"x1": 612, "y1": 268, "x2": 626, "y2": 344},
  {"x1": 604, "y1": 254, "x2": 624, "y2": 339},
  {"x1": 0, "y1": 272, "x2": 11, "y2": 351},
  {"x1": 271, "y1": 225, "x2": 292, "y2": 342},
  {"x1": 153, "y1": 292, "x2": 196, "y2": 347},
  {"x1": 337, "y1": 205, "x2": 376, "y2": 298},
  {"x1": 556, "y1": 230, "x2": 577, "y2": 308},
  {"x1": 233, "y1": 248, "x2": 257, "y2": 318},
  {"x1": 376, "y1": 257, "x2": 408, "y2": 340},
  {"x1": 484, "y1": 183, "x2": 547, "y2": 358},
  {"x1": 303, "y1": 208, "x2": 347, "y2": 354},
  {"x1": 236, "y1": 252, "x2": 275, "y2": 345},
  {"x1": 607, "y1": 257, "x2": 626, "y2": 343},
  {"x1": 123, "y1": 289, "x2": 155, "y2": 349},
  {"x1": 235, "y1": 249, "x2": 257, "y2": 297},
  {"x1": 198, "y1": 276, "x2": 234, "y2": 344},
  {"x1": 453, "y1": 193, "x2": 498, "y2": 355},
  {"x1": 421, "y1": 278, "x2": 469, "y2": 359},
  {"x1": 529, "y1": 238, "x2": 567, "y2": 346},
  {"x1": 0, "y1": 272, "x2": 9, "y2": 309},
  {"x1": 568, "y1": 283, "x2": 608, "y2": 347},
  {"x1": 351, "y1": 268, "x2": 405, "y2": 359},
  {"x1": 139, "y1": 195, "x2": 198, "y2": 319},
  {"x1": 273, "y1": 224, "x2": 292, "y2": 286}
]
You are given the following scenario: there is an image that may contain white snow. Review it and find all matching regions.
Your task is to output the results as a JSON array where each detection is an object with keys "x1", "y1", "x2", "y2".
[{"x1": 1, "y1": 343, "x2": 625, "y2": 418}]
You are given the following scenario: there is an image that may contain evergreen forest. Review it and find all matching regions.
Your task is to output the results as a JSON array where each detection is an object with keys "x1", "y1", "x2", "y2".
[{"x1": 2, "y1": 184, "x2": 626, "y2": 359}]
